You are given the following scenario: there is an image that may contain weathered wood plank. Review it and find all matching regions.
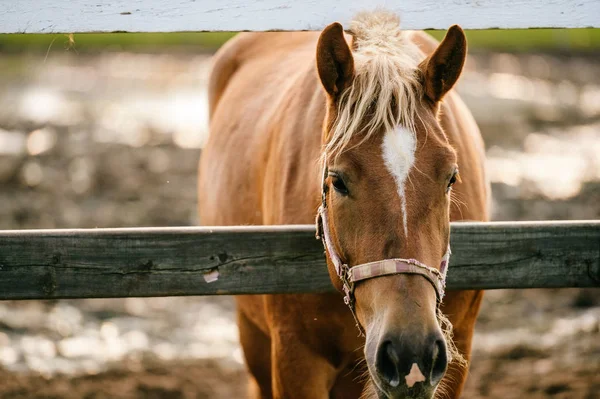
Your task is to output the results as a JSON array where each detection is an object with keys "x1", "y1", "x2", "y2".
[
  {"x1": 1, "y1": 0, "x2": 598, "y2": 34},
  {"x1": 0, "y1": 225, "x2": 332, "y2": 300},
  {"x1": 449, "y1": 221, "x2": 600, "y2": 290},
  {"x1": 0, "y1": 222, "x2": 598, "y2": 300}
]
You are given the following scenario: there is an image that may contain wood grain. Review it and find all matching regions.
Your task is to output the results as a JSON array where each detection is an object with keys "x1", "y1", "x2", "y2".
[
  {"x1": 1, "y1": 0, "x2": 598, "y2": 33},
  {"x1": 0, "y1": 221, "x2": 598, "y2": 300}
]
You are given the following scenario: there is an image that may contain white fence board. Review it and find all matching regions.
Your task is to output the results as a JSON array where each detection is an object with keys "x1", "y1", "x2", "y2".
[{"x1": 0, "y1": 0, "x2": 598, "y2": 34}]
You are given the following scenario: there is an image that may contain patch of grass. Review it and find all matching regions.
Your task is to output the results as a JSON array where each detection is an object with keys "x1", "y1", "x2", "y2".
[
  {"x1": 0, "y1": 32, "x2": 237, "y2": 53},
  {"x1": 0, "y1": 29, "x2": 598, "y2": 54},
  {"x1": 429, "y1": 28, "x2": 600, "y2": 52}
]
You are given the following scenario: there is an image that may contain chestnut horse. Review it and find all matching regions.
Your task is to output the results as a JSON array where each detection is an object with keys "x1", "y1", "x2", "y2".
[{"x1": 198, "y1": 11, "x2": 489, "y2": 399}]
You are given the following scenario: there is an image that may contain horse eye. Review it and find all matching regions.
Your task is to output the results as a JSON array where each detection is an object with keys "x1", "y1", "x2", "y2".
[
  {"x1": 447, "y1": 171, "x2": 460, "y2": 192},
  {"x1": 331, "y1": 176, "x2": 349, "y2": 195}
]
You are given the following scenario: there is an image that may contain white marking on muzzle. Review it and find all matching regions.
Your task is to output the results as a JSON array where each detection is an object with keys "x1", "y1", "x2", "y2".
[
  {"x1": 405, "y1": 362, "x2": 426, "y2": 388},
  {"x1": 381, "y1": 126, "x2": 416, "y2": 235}
]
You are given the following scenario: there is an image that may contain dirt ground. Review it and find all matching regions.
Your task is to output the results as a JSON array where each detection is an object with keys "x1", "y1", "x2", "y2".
[
  {"x1": 0, "y1": 48, "x2": 599, "y2": 398},
  {"x1": 0, "y1": 360, "x2": 247, "y2": 399},
  {"x1": 0, "y1": 290, "x2": 598, "y2": 399}
]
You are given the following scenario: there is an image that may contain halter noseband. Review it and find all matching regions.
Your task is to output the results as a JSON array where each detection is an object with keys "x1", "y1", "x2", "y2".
[{"x1": 315, "y1": 157, "x2": 450, "y2": 335}]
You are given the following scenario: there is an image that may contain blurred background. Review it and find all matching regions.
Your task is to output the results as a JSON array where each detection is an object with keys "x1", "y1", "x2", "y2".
[{"x1": 0, "y1": 29, "x2": 599, "y2": 398}]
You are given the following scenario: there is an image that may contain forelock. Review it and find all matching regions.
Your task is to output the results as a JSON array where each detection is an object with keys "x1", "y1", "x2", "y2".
[{"x1": 324, "y1": 10, "x2": 423, "y2": 158}]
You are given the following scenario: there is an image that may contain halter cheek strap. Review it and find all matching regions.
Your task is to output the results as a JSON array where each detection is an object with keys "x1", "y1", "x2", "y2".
[{"x1": 315, "y1": 157, "x2": 451, "y2": 336}]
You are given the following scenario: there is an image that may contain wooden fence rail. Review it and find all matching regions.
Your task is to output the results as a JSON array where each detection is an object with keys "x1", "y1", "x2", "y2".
[
  {"x1": 1, "y1": 0, "x2": 599, "y2": 33},
  {"x1": 0, "y1": 221, "x2": 598, "y2": 300},
  {"x1": 0, "y1": 2, "x2": 599, "y2": 303}
]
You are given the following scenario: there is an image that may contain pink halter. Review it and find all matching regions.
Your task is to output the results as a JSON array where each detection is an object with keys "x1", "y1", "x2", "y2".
[{"x1": 315, "y1": 157, "x2": 450, "y2": 335}]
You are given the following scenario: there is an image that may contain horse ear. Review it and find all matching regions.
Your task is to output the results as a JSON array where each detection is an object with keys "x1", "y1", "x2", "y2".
[
  {"x1": 316, "y1": 22, "x2": 354, "y2": 97},
  {"x1": 420, "y1": 25, "x2": 467, "y2": 103}
]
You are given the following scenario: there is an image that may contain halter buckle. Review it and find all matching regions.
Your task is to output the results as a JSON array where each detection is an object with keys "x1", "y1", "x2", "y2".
[
  {"x1": 340, "y1": 264, "x2": 354, "y2": 306},
  {"x1": 315, "y1": 209, "x2": 323, "y2": 240}
]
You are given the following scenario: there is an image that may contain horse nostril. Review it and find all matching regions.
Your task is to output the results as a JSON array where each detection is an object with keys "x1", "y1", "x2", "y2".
[
  {"x1": 430, "y1": 338, "x2": 448, "y2": 385},
  {"x1": 374, "y1": 335, "x2": 448, "y2": 390},
  {"x1": 376, "y1": 340, "x2": 401, "y2": 387}
]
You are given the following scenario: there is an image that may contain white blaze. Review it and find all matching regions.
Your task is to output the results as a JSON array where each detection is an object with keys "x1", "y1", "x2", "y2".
[
  {"x1": 381, "y1": 126, "x2": 416, "y2": 234},
  {"x1": 405, "y1": 362, "x2": 426, "y2": 388}
]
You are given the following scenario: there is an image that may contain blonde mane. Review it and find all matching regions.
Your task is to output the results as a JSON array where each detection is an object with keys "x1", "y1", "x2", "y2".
[{"x1": 325, "y1": 11, "x2": 423, "y2": 157}]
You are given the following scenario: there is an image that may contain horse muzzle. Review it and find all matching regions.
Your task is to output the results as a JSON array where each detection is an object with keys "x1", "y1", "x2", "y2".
[{"x1": 367, "y1": 330, "x2": 448, "y2": 399}]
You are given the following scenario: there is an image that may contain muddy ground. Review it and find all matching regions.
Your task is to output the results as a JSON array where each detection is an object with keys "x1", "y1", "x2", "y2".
[{"x1": 0, "y1": 48, "x2": 599, "y2": 398}]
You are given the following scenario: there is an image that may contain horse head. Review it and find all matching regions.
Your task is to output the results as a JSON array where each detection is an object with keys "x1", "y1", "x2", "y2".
[{"x1": 315, "y1": 12, "x2": 467, "y2": 399}]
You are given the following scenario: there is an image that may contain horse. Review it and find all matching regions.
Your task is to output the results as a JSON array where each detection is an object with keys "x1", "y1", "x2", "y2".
[{"x1": 198, "y1": 10, "x2": 489, "y2": 399}]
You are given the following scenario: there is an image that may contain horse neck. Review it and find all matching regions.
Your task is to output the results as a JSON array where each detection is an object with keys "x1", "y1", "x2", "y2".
[{"x1": 260, "y1": 70, "x2": 327, "y2": 225}]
